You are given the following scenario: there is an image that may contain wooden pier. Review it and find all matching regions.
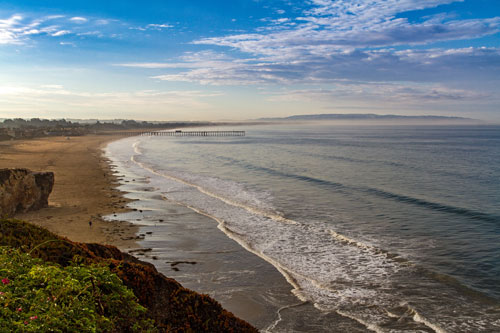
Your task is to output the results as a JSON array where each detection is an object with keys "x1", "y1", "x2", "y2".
[{"x1": 104, "y1": 130, "x2": 245, "y2": 137}]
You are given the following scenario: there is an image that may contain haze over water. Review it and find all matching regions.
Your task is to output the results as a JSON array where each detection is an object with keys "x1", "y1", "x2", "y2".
[{"x1": 106, "y1": 123, "x2": 500, "y2": 332}]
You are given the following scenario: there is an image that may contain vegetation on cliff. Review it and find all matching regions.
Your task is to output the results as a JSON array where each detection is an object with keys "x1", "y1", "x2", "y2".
[
  {"x1": 0, "y1": 247, "x2": 155, "y2": 332},
  {"x1": 0, "y1": 218, "x2": 257, "y2": 332}
]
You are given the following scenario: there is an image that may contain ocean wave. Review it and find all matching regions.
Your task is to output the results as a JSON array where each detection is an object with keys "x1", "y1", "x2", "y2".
[
  {"x1": 131, "y1": 155, "x2": 297, "y2": 226},
  {"x1": 361, "y1": 187, "x2": 500, "y2": 223},
  {"x1": 213, "y1": 155, "x2": 500, "y2": 224},
  {"x1": 273, "y1": 145, "x2": 492, "y2": 185}
]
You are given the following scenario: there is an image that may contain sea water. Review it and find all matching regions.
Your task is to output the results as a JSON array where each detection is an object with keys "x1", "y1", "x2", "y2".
[{"x1": 105, "y1": 124, "x2": 500, "y2": 332}]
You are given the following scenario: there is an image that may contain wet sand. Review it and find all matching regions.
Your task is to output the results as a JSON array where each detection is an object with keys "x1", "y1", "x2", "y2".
[{"x1": 0, "y1": 135, "x2": 138, "y2": 248}]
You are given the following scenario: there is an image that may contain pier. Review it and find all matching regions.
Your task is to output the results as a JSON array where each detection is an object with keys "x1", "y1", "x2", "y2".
[
  {"x1": 142, "y1": 130, "x2": 245, "y2": 137},
  {"x1": 103, "y1": 130, "x2": 245, "y2": 137}
]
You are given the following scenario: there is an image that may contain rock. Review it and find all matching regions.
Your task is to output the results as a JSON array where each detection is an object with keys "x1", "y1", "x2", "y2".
[{"x1": 0, "y1": 168, "x2": 54, "y2": 217}]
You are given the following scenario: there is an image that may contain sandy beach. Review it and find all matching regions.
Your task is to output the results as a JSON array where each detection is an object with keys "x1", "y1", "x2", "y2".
[{"x1": 0, "y1": 134, "x2": 138, "y2": 248}]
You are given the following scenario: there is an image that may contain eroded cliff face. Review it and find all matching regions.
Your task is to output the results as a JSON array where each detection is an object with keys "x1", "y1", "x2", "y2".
[
  {"x1": 0, "y1": 168, "x2": 54, "y2": 217},
  {"x1": 0, "y1": 219, "x2": 258, "y2": 332}
]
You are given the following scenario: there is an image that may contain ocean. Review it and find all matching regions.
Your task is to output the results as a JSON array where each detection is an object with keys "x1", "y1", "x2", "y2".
[{"x1": 105, "y1": 124, "x2": 500, "y2": 332}]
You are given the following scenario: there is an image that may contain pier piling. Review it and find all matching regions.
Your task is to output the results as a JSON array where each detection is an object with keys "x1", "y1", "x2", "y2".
[{"x1": 103, "y1": 130, "x2": 246, "y2": 137}]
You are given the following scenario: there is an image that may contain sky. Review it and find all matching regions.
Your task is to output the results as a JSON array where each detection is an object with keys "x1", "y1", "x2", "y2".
[{"x1": 0, "y1": 0, "x2": 499, "y2": 121}]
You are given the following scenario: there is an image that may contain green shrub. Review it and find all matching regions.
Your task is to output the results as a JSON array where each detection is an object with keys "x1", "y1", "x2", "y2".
[{"x1": 0, "y1": 246, "x2": 156, "y2": 332}]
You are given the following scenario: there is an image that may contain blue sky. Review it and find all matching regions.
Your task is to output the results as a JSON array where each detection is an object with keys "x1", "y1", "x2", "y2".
[{"x1": 0, "y1": 0, "x2": 499, "y2": 121}]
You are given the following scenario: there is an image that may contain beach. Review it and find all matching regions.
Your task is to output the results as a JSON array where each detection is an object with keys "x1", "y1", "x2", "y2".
[
  {"x1": 0, "y1": 134, "x2": 138, "y2": 248},
  {"x1": 0, "y1": 133, "x2": 332, "y2": 331}
]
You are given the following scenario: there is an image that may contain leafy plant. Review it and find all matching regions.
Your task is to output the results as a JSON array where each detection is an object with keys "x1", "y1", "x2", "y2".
[{"x1": 0, "y1": 246, "x2": 156, "y2": 332}]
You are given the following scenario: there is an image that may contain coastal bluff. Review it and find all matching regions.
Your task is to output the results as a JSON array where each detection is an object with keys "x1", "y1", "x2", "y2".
[
  {"x1": 0, "y1": 219, "x2": 257, "y2": 331},
  {"x1": 0, "y1": 168, "x2": 54, "y2": 217},
  {"x1": 0, "y1": 164, "x2": 257, "y2": 331}
]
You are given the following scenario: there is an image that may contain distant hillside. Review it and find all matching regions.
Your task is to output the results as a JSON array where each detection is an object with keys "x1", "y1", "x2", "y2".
[{"x1": 259, "y1": 114, "x2": 475, "y2": 121}]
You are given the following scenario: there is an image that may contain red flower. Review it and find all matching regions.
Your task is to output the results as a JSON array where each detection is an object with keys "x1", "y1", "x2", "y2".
[
  {"x1": 17, "y1": 307, "x2": 22, "y2": 312},
  {"x1": 1, "y1": 278, "x2": 9, "y2": 285},
  {"x1": 30, "y1": 316, "x2": 38, "y2": 320}
]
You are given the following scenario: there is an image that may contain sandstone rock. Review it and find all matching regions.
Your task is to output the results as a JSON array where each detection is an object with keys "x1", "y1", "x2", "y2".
[{"x1": 0, "y1": 168, "x2": 54, "y2": 217}]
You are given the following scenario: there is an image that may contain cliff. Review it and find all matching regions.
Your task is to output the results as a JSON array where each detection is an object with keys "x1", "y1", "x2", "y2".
[
  {"x1": 0, "y1": 168, "x2": 54, "y2": 217},
  {"x1": 0, "y1": 218, "x2": 257, "y2": 332}
]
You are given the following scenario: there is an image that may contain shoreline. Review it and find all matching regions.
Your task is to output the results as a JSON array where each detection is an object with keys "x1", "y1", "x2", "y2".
[
  {"x1": 104, "y1": 137, "x2": 299, "y2": 329},
  {"x1": 1, "y1": 132, "x2": 264, "y2": 331},
  {"x1": 103, "y1": 135, "x2": 372, "y2": 332},
  {"x1": 0, "y1": 134, "x2": 138, "y2": 249}
]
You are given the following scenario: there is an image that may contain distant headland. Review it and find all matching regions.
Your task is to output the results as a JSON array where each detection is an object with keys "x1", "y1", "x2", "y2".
[{"x1": 259, "y1": 113, "x2": 478, "y2": 122}]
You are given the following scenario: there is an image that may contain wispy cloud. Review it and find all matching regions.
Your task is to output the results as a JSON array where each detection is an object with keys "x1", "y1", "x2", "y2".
[
  {"x1": 267, "y1": 83, "x2": 488, "y2": 104},
  {"x1": 0, "y1": 84, "x2": 220, "y2": 100},
  {"x1": 0, "y1": 13, "x2": 117, "y2": 45},
  {"x1": 69, "y1": 16, "x2": 88, "y2": 23},
  {"x1": 119, "y1": 46, "x2": 500, "y2": 89},
  {"x1": 51, "y1": 30, "x2": 71, "y2": 37},
  {"x1": 0, "y1": 84, "x2": 222, "y2": 118},
  {"x1": 121, "y1": 0, "x2": 500, "y2": 104},
  {"x1": 0, "y1": 15, "x2": 25, "y2": 44},
  {"x1": 129, "y1": 23, "x2": 174, "y2": 31},
  {"x1": 119, "y1": 50, "x2": 293, "y2": 85},
  {"x1": 59, "y1": 41, "x2": 76, "y2": 47},
  {"x1": 194, "y1": 2, "x2": 500, "y2": 57},
  {"x1": 117, "y1": 62, "x2": 180, "y2": 69}
]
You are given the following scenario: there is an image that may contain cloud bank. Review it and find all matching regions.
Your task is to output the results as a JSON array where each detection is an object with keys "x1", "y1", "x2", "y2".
[{"x1": 118, "y1": 0, "x2": 500, "y2": 109}]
